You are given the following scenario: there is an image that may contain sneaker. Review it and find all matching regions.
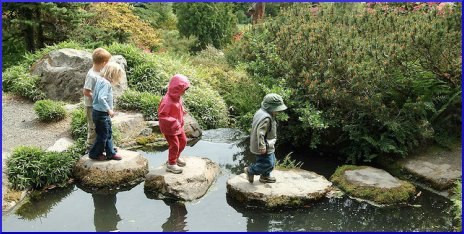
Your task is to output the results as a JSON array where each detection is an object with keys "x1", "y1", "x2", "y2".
[
  {"x1": 91, "y1": 155, "x2": 107, "y2": 161},
  {"x1": 244, "y1": 167, "x2": 254, "y2": 183},
  {"x1": 177, "y1": 157, "x2": 186, "y2": 167},
  {"x1": 109, "y1": 154, "x2": 122, "y2": 160},
  {"x1": 166, "y1": 164, "x2": 183, "y2": 174},
  {"x1": 259, "y1": 175, "x2": 276, "y2": 183}
]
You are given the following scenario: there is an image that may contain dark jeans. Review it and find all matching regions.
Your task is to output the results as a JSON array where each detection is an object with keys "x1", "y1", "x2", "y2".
[
  {"x1": 89, "y1": 110, "x2": 116, "y2": 159},
  {"x1": 248, "y1": 153, "x2": 276, "y2": 177}
]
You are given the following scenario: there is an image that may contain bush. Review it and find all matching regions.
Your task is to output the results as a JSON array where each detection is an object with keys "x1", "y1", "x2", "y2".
[
  {"x1": 184, "y1": 85, "x2": 229, "y2": 129},
  {"x1": 117, "y1": 90, "x2": 162, "y2": 120},
  {"x1": 226, "y1": 3, "x2": 462, "y2": 162},
  {"x1": 71, "y1": 108, "x2": 87, "y2": 140},
  {"x1": 7, "y1": 146, "x2": 77, "y2": 190},
  {"x1": 2, "y1": 65, "x2": 45, "y2": 101},
  {"x1": 34, "y1": 100, "x2": 66, "y2": 122},
  {"x1": 159, "y1": 30, "x2": 198, "y2": 55},
  {"x1": 174, "y1": 2, "x2": 237, "y2": 51},
  {"x1": 452, "y1": 180, "x2": 462, "y2": 232}
]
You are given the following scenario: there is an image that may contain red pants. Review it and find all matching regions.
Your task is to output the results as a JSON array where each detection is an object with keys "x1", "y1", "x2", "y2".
[{"x1": 164, "y1": 131, "x2": 187, "y2": 165}]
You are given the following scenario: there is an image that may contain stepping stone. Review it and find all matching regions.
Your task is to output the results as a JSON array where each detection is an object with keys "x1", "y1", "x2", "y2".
[
  {"x1": 144, "y1": 157, "x2": 220, "y2": 201},
  {"x1": 227, "y1": 169, "x2": 332, "y2": 209},
  {"x1": 331, "y1": 165, "x2": 416, "y2": 205},
  {"x1": 74, "y1": 149, "x2": 148, "y2": 189},
  {"x1": 46, "y1": 137, "x2": 75, "y2": 152}
]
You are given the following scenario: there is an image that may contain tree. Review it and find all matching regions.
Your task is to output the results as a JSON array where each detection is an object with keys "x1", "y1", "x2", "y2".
[
  {"x1": 131, "y1": 2, "x2": 176, "y2": 30},
  {"x1": 174, "y1": 2, "x2": 237, "y2": 51},
  {"x1": 2, "y1": 2, "x2": 87, "y2": 68}
]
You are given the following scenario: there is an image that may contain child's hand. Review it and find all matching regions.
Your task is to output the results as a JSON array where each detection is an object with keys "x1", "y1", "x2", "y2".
[
  {"x1": 259, "y1": 148, "x2": 267, "y2": 155},
  {"x1": 108, "y1": 110, "x2": 115, "y2": 117}
]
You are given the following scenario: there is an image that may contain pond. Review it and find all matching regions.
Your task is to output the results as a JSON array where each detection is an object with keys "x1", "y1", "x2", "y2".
[{"x1": 2, "y1": 130, "x2": 455, "y2": 231}]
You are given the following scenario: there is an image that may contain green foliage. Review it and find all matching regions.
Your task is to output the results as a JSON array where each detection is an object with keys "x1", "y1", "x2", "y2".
[
  {"x1": 452, "y1": 180, "x2": 462, "y2": 232},
  {"x1": 2, "y1": 2, "x2": 88, "y2": 69},
  {"x1": 2, "y1": 65, "x2": 45, "y2": 101},
  {"x1": 159, "y1": 30, "x2": 198, "y2": 55},
  {"x1": 174, "y1": 2, "x2": 237, "y2": 51},
  {"x1": 331, "y1": 165, "x2": 416, "y2": 204},
  {"x1": 34, "y1": 100, "x2": 66, "y2": 122},
  {"x1": 132, "y1": 2, "x2": 177, "y2": 30},
  {"x1": 227, "y1": 3, "x2": 462, "y2": 162},
  {"x1": 70, "y1": 107, "x2": 87, "y2": 140},
  {"x1": 275, "y1": 152, "x2": 304, "y2": 169},
  {"x1": 7, "y1": 146, "x2": 77, "y2": 190},
  {"x1": 184, "y1": 85, "x2": 229, "y2": 129},
  {"x1": 117, "y1": 90, "x2": 162, "y2": 121}
]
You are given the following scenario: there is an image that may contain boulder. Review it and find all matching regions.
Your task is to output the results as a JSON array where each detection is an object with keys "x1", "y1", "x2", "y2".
[
  {"x1": 227, "y1": 169, "x2": 332, "y2": 209},
  {"x1": 74, "y1": 149, "x2": 148, "y2": 189},
  {"x1": 147, "y1": 121, "x2": 160, "y2": 133},
  {"x1": 144, "y1": 157, "x2": 220, "y2": 201},
  {"x1": 331, "y1": 165, "x2": 416, "y2": 205},
  {"x1": 46, "y1": 137, "x2": 75, "y2": 152},
  {"x1": 112, "y1": 112, "x2": 145, "y2": 139},
  {"x1": 31, "y1": 48, "x2": 127, "y2": 102},
  {"x1": 184, "y1": 113, "x2": 202, "y2": 138}
]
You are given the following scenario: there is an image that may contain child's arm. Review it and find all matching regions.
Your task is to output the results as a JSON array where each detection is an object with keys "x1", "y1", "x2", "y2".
[
  {"x1": 83, "y1": 88, "x2": 92, "y2": 98},
  {"x1": 256, "y1": 118, "x2": 271, "y2": 155},
  {"x1": 96, "y1": 85, "x2": 112, "y2": 113},
  {"x1": 158, "y1": 104, "x2": 181, "y2": 131}
]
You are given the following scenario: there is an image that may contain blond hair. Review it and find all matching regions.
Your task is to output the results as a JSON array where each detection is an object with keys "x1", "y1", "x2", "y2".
[
  {"x1": 101, "y1": 62, "x2": 125, "y2": 85},
  {"x1": 92, "y1": 48, "x2": 112, "y2": 65}
]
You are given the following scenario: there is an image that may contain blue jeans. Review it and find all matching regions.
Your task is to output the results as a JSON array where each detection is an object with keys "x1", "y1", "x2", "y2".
[
  {"x1": 89, "y1": 110, "x2": 116, "y2": 159},
  {"x1": 248, "y1": 153, "x2": 276, "y2": 177}
]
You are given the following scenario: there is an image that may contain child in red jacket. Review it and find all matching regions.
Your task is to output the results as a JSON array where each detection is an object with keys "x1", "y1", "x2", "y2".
[{"x1": 158, "y1": 74, "x2": 190, "y2": 174}]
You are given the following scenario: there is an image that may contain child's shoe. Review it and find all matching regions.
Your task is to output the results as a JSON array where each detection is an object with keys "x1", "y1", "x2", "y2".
[
  {"x1": 177, "y1": 157, "x2": 186, "y2": 167},
  {"x1": 109, "y1": 154, "x2": 122, "y2": 160},
  {"x1": 259, "y1": 175, "x2": 276, "y2": 183},
  {"x1": 91, "y1": 155, "x2": 107, "y2": 161},
  {"x1": 244, "y1": 167, "x2": 254, "y2": 183},
  {"x1": 166, "y1": 164, "x2": 183, "y2": 174}
]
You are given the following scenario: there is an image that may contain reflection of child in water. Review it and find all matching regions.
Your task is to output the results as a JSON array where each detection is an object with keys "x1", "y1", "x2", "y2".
[
  {"x1": 92, "y1": 194, "x2": 122, "y2": 232},
  {"x1": 161, "y1": 199, "x2": 188, "y2": 232}
]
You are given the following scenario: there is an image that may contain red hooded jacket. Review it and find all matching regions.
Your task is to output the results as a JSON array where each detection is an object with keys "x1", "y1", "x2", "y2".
[{"x1": 158, "y1": 74, "x2": 190, "y2": 136}]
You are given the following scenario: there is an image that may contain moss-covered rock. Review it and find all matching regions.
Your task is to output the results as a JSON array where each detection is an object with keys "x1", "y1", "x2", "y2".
[{"x1": 330, "y1": 165, "x2": 416, "y2": 205}]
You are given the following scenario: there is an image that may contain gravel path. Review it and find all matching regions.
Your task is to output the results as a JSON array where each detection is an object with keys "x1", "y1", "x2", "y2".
[{"x1": 2, "y1": 92, "x2": 72, "y2": 210}]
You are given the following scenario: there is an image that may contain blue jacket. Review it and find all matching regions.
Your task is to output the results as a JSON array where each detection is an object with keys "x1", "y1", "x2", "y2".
[{"x1": 92, "y1": 77, "x2": 113, "y2": 112}]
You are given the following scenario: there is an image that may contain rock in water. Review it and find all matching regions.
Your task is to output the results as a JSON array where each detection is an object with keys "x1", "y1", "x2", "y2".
[
  {"x1": 227, "y1": 169, "x2": 332, "y2": 209},
  {"x1": 331, "y1": 165, "x2": 416, "y2": 205},
  {"x1": 144, "y1": 157, "x2": 220, "y2": 201},
  {"x1": 74, "y1": 149, "x2": 148, "y2": 189}
]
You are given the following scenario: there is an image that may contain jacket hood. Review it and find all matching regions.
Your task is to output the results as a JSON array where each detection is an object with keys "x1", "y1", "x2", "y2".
[{"x1": 167, "y1": 74, "x2": 190, "y2": 98}]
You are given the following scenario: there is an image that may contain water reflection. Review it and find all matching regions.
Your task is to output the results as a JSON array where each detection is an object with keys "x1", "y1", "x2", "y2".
[
  {"x1": 92, "y1": 194, "x2": 122, "y2": 232},
  {"x1": 161, "y1": 199, "x2": 188, "y2": 232},
  {"x1": 15, "y1": 185, "x2": 75, "y2": 220}
]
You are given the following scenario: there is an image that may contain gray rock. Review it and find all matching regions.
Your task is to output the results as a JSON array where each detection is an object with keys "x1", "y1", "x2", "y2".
[
  {"x1": 31, "y1": 48, "x2": 127, "y2": 102},
  {"x1": 400, "y1": 146, "x2": 462, "y2": 190},
  {"x1": 139, "y1": 128, "x2": 153, "y2": 137},
  {"x1": 147, "y1": 121, "x2": 160, "y2": 133},
  {"x1": 46, "y1": 137, "x2": 75, "y2": 152},
  {"x1": 227, "y1": 169, "x2": 332, "y2": 208},
  {"x1": 74, "y1": 149, "x2": 148, "y2": 189},
  {"x1": 112, "y1": 112, "x2": 145, "y2": 140},
  {"x1": 201, "y1": 128, "x2": 247, "y2": 143},
  {"x1": 184, "y1": 113, "x2": 202, "y2": 138},
  {"x1": 144, "y1": 157, "x2": 220, "y2": 201},
  {"x1": 344, "y1": 167, "x2": 402, "y2": 189}
]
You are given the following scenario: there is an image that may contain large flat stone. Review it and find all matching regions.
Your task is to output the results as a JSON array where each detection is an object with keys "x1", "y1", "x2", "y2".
[
  {"x1": 144, "y1": 157, "x2": 220, "y2": 201},
  {"x1": 400, "y1": 146, "x2": 462, "y2": 190},
  {"x1": 344, "y1": 167, "x2": 402, "y2": 189},
  {"x1": 74, "y1": 149, "x2": 148, "y2": 189},
  {"x1": 112, "y1": 112, "x2": 145, "y2": 139},
  {"x1": 227, "y1": 169, "x2": 332, "y2": 208}
]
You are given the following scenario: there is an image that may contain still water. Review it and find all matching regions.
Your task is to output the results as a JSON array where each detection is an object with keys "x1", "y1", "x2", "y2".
[{"x1": 2, "y1": 131, "x2": 455, "y2": 231}]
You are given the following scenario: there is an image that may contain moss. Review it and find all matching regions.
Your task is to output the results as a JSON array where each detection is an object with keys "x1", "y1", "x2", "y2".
[
  {"x1": 135, "y1": 133, "x2": 165, "y2": 145},
  {"x1": 330, "y1": 165, "x2": 416, "y2": 205}
]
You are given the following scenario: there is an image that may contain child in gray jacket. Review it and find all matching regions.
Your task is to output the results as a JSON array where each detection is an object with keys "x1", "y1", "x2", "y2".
[{"x1": 244, "y1": 93, "x2": 287, "y2": 183}]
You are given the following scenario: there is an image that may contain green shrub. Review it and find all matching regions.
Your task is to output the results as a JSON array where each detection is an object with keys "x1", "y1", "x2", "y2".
[
  {"x1": 226, "y1": 3, "x2": 462, "y2": 162},
  {"x1": 70, "y1": 108, "x2": 87, "y2": 140},
  {"x1": 184, "y1": 85, "x2": 229, "y2": 129},
  {"x1": 2, "y1": 65, "x2": 45, "y2": 101},
  {"x1": 117, "y1": 90, "x2": 162, "y2": 120},
  {"x1": 452, "y1": 180, "x2": 462, "y2": 232},
  {"x1": 34, "y1": 100, "x2": 66, "y2": 122},
  {"x1": 7, "y1": 146, "x2": 76, "y2": 190},
  {"x1": 160, "y1": 30, "x2": 198, "y2": 55}
]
